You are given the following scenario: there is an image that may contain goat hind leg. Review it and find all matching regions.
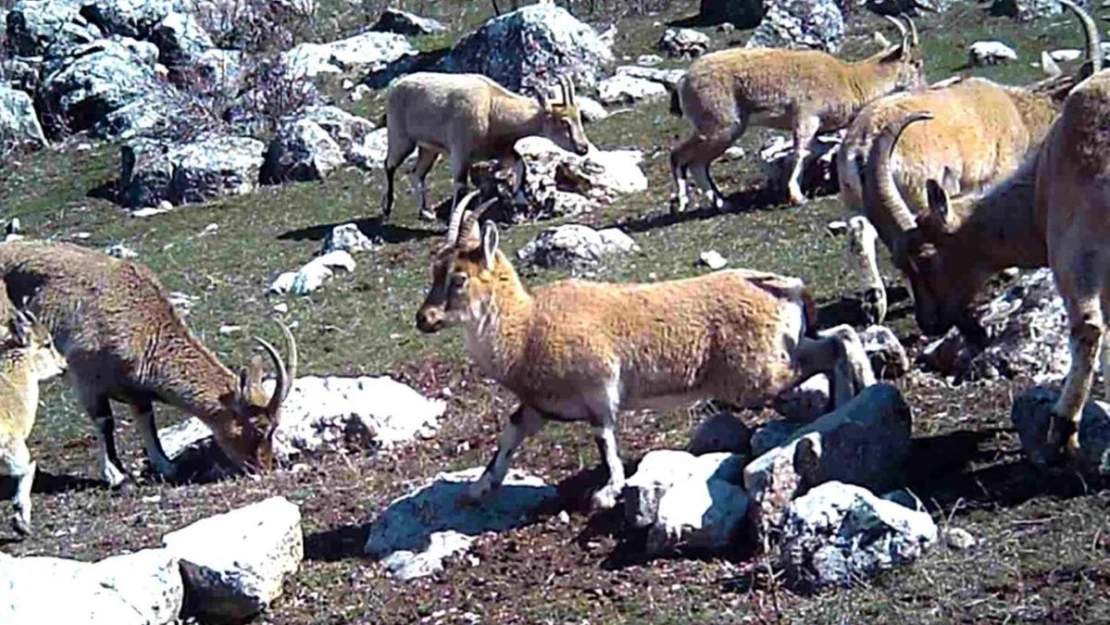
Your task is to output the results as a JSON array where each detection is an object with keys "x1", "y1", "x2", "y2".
[
  {"x1": 409, "y1": 147, "x2": 440, "y2": 221},
  {"x1": 85, "y1": 395, "x2": 130, "y2": 489},
  {"x1": 132, "y1": 400, "x2": 176, "y2": 480},
  {"x1": 1050, "y1": 293, "x2": 1104, "y2": 455},
  {"x1": 588, "y1": 385, "x2": 624, "y2": 510},
  {"x1": 787, "y1": 115, "x2": 820, "y2": 205},
  {"x1": 465, "y1": 405, "x2": 545, "y2": 503}
]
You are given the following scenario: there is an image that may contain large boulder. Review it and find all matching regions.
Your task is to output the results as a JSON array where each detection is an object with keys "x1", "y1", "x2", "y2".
[
  {"x1": 148, "y1": 10, "x2": 215, "y2": 70},
  {"x1": 5, "y1": 0, "x2": 100, "y2": 57},
  {"x1": 162, "y1": 497, "x2": 303, "y2": 623},
  {"x1": 261, "y1": 118, "x2": 346, "y2": 183},
  {"x1": 746, "y1": 0, "x2": 845, "y2": 53},
  {"x1": 281, "y1": 31, "x2": 414, "y2": 79},
  {"x1": 38, "y1": 36, "x2": 189, "y2": 139},
  {"x1": 364, "y1": 468, "x2": 557, "y2": 581},
  {"x1": 779, "y1": 481, "x2": 938, "y2": 590},
  {"x1": 438, "y1": 3, "x2": 613, "y2": 92},
  {"x1": 1010, "y1": 386, "x2": 1110, "y2": 472},
  {"x1": 744, "y1": 384, "x2": 913, "y2": 537},
  {"x1": 919, "y1": 269, "x2": 1068, "y2": 383},
  {"x1": 0, "y1": 86, "x2": 47, "y2": 153},
  {"x1": 159, "y1": 375, "x2": 445, "y2": 477},
  {"x1": 622, "y1": 450, "x2": 749, "y2": 555},
  {"x1": 0, "y1": 549, "x2": 183, "y2": 625},
  {"x1": 120, "y1": 134, "x2": 265, "y2": 208},
  {"x1": 516, "y1": 224, "x2": 638, "y2": 270},
  {"x1": 79, "y1": 0, "x2": 179, "y2": 40},
  {"x1": 595, "y1": 73, "x2": 667, "y2": 106}
]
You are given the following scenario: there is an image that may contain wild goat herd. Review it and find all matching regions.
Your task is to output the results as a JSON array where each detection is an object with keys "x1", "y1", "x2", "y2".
[{"x1": 0, "y1": 0, "x2": 1107, "y2": 544}]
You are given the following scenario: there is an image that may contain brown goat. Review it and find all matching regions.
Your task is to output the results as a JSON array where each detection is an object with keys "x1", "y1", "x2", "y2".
[
  {"x1": 866, "y1": 65, "x2": 1110, "y2": 459},
  {"x1": 382, "y1": 72, "x2": 590, "y2": 225},
  {"x1": 0, "y1": 240, "x2": 297, "y2": 487},
  {"x1": 415, "y1": 193, "x2": 875, "y2": 510},
  {"x1": 669, "y1": 16, "x2": 925, "y2": 211}
]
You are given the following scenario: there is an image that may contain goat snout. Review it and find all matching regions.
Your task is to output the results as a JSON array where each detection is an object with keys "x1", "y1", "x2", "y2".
[{"x1": 416, "y1": 307, "x2": 446, "y2": 333}]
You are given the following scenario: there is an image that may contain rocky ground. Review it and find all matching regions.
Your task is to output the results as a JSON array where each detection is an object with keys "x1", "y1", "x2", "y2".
[{"x1": 0, "y1": 0, "x2": 1108, "y2": 623}]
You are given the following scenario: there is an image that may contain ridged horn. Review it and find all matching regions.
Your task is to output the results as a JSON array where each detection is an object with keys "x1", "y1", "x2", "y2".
[
  {"x1": 868, "y1": 111, "x2": 934, "y2": 233},
  {"x1": 445, "y1": 190, "x2": 482, "y2": 246},
  {"x1": 455, "y1": 197, "x2": 500, "y2": 249}
]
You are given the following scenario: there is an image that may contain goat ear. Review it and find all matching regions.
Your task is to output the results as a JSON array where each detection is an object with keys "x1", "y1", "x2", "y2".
[
  {"x1": 921, "y1": 179, "x2": 954, "y2": 234},
  {"x1": 11, "y1": 312, "x2": 32, "y2": 347},
  {"x1": 481, "y1": 222, "x2": 500, "y2": 270}
]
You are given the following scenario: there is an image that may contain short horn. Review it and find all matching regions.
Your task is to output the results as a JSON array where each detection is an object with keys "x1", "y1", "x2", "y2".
[
  {"x1": 446, "y1": 189, "x2": 482, "y2": 246},
  {"x1": 456, "y1": 197, "x2": 500, "y2": 248}
]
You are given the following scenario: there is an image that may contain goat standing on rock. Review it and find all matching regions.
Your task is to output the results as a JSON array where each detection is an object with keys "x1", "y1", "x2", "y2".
[
  {"x1": 0, "y1": 241, "x2": 297, "y2": 488},
  {"x1": 0, "y1": 309, "x2": 65, "y2": 536},
  {"x1": 415, "y1": 192, "x2": 876, "y2": 510},
  {"x1": 381, "y1": 72, "x2": 591, "y2": 225},
  {"x1": 669, "y1": 16, "x2": 925, "y2": 211}
]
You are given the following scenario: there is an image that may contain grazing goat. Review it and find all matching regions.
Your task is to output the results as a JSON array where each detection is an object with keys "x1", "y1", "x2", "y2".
[
  {"x1": 0, "y1": 309, "x2": 65, "y2": 536},
  {"x1": 381, "y1": 72, "x2": 590, "y2": 225},
  {"x1": 866, "y1": 66, "x2": 1110, "y2": 459},
  {"x1": 0, "y1": 241, "x2": 297, "y2": 487},
  {"x1": 669, "y1": 16, "x2": 925, "y2": 211},
  {"x1": 836, "y1": 0, "x2": 1099, "y2": 322},
  {"x1": 415, "y1": 192, "x2": 876, "y2": 510},
  {"x1": 827, "y1": 216, "x2": 886, "y2": 324}
]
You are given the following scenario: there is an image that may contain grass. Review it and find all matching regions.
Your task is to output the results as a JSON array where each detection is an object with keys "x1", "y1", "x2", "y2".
[{"x1": 1, "y1": 1, "x2": 1109, "y2": 624}]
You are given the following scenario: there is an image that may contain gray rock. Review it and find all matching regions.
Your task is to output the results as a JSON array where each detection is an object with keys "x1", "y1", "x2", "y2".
[
  {"x1": 968, "y1": 41, "x2": 1017, "y2": 66},
  {"x1": 759, "y1": 131, "x2": 844, "y2": 198},
  {"x1": 773, "y1": 374, "x2": 831, "y2": 422},
  {"x1": 1, "y1": 56, "x2": 42, "y2": 96},
  {"x1": 657, "y1": 28, "x2": 710, "y2": 59},
  {"x1": 282, "y1": 31, "x2": 415, "y2": 79},
  {"x1": 636, "y1": 53, "x2": 664, "y2": 66},
  {"x1": 744, "y1": 384, "x2": 913, "y2": 537},
  {"x1": 268, "y1": 250, "x2": 356, "y2": 296},
  {"x1": 750, "y1": 420, "x2": 804, "y2": 457},
  {"x1": 866, "y1": 0, "x2": 950, "y2": 14},
  {"x1": 516, "y1": 224, "x2": 639, "y2": 270},
  {"x1": 364, "y1": 468, "x2": 557, "y2": 581},
  {"x1": 0, "y1": 86, "x2": 47, "y2": 154},
  {"x1": 80, "y1": 0, "x2": 177, "y2": 39},
  {"x1": 780, "y1": 481, "x2": 938, "y2": 590},
  {"x1": 295, "y1": 105, "x2": 377, "y2": 168},
  {"x1": 0, "y1": 549, "x2": 183, "y2": 625},
  {"x1": 861, "y1": 325, "x2": 910, "y2": 379},
  {"x1": 322, "y1": 223, "x2": 376, "y2": 254},
  {"x1": 596, "y1": 73, "x2": 667, "y2": 105},
  {"x1": 438, "y1": 3, "x2": 613, "y2": 92},
  {"x1": 163, "y1": 496, "x2": 303, "y2": 623},
  {"x1": 1010, "y1": 386, "x2": 1110, "y2": 473},
  {"x1": 989, "y1": 0, "x2": 1082, "y2": 19},
  {"x1": 647, "y1": 477, "x2": 749, "y2": 555},
  {"x1": 688, "y1": 411, "x2": 752, "y2": 456},
  {"x1": 170, "y1": 135, "x2": 265, "y2": 204},
  {"x1": 746, "y1": 0, "x2": 845, "y2": 53},
  {"x1": 371, "y1": 8, "x2": 446, "y2": 36},
  {"x1": 944, "y1": 527, "x2": 976, "y2": 550},
  {"x1": 621, "y1": 449, "x2": 747, "y2": 550},
  {"x1": 39, "y1": 36, "x2": 190, "y2": 139},
  {"x1": 919, "y1": 269, "x2": 1069, "y2": 383},
  {"x1": 261, "y1": 118, "x2": 347, "y2": 183},
  {"x1": 697, "y1": 250, "x2": 729, "y2": 270},
  {"x1": 699, "y1": 0, "x2": 764, "y2": 28},
  {"x1": 575, "y1": 95, "x2": 609, "y2": 122},
  {"x1": 615, "y1": 64, "x2": 685, "y2": 89},
  {"x1": 149, "y1": 10, "x2": 214, "y2": 70},
  {"x1": 5, "y1": 0, "x2": 99, "y2": 57},
  {"x1": 120, "y1": 137, "x2": 174, "y2": 208}
]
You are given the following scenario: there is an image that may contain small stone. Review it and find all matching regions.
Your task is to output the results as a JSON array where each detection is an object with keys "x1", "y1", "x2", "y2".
[
  {"x1": 944, "y1": 527, "x2": 976, "y2": 550},
  {"x1": 968, "y1": 41, "x2": 1018, "y2": 66},
  {"x1": 105, "y1": 243, "x2": 139, "y2": 259},
  {"x1": 688, "y1": 411, "x2": 752, "y2": 455},
  {"x1": 697, "y1": 250, "x2": 728, "y2": 270},
  {"x1": 273, "y1": 303, "x2": 289, "y2": 314},
  {"x1": 322, "y1": 223, "x2": 376, "y2": 254},
  {"x1": 218, "y1": 325, "x2": 241, "y2": 335}
]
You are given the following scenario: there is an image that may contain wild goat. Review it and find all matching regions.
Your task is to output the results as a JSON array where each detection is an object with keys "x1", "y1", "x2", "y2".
[
  {"x1": 836, "y1": 0, "x2": 1098, "y2": 322},
  {"x1": 0, "y1": 241, "x2": 297, "y2": 488},
  {"x1": 866, "y1": 65, "x2": 1109, "y2": 459},
  {"x1": 669, "y1": 16, "x2": 925, "y2": 212},
  {"x1": 381, "y1": 72, "x2": 590, "y2": 225},
  {"x1": 0, "y1": 309, "x2": 65, "y2": 536},
  {"x1": 415, "y1": 192, "x2": 876, "y2": 510},
  {"x1": 827, "y1": 216, "x2": 886, "y2": 324}
]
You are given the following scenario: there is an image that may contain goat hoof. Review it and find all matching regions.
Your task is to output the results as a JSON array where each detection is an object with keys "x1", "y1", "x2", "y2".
[
  {"x1": 10, "y1": 515, "x2": 30, "y2": 537},
  {"x1": 418, "y1": 209, "x2": 437, "y2": 222}
]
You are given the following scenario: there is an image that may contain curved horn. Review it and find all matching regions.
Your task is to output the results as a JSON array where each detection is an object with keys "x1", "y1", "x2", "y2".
[
  {"x1": 556, "y1": 77, "x2": 569, "y2": 105},
  {"x1": 905, "y1": 16, "x2": 919, "y2": 48},
  {"x1": 1060, "y1": 0, "x2": 1101, "y2": 75},
  {"x1": 561, "y1": 76, "x2": 576, "y2": 104},
  {"x1": 446, "y1": 189, "x2": 482, "y2": 246},
  {"x1": 255, "y1": 319, "x2": 296, "y2": 423},
  {"x1": 883, "y1": 15, "x2": 908, "y2": 41},
  {"x1": 867, "y1": 111, "x2": 934, "y2": 233},
  {"x1": 456, "y1": 197, "x2": 500, "y2": 249}
]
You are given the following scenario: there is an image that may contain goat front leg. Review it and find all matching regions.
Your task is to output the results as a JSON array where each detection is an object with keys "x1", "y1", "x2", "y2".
[
  {"x1": 588, "y1": 385, "x2": 625, "y2": 511},
  {"x1": 132, "y1": 400, "x2": 176, "y2": 480},
  {"x1": 409, "y1": 146, "x2": 440, "y2": 221},
  {"x1": 794, "y1": 324, "x2": 876, "y2": 409},
  {"x1": 1, "y1": 443, "x2": 35, "y2": 536},
  {"x1": 1049, "y1": 294, "x2": 1104, "y2": 456},
  {"x1": 464, "y1": 404, "x2": 545, "y2": 504},
  {"x1": 787, "y1": 115, "x2": 820, "y2": 206}
]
